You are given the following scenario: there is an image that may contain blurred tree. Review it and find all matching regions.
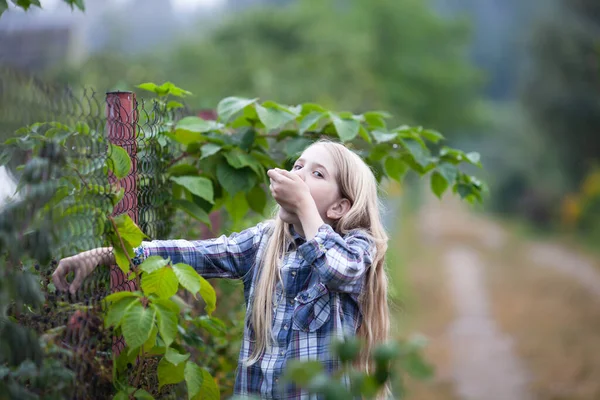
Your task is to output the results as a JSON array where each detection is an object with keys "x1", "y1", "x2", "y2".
[
  {"x1": 160, "y1": 0, "x2": 483, "y2": 132},
  {"x1": 521, "y1": 0, "x2": 600, "y2": 186}
]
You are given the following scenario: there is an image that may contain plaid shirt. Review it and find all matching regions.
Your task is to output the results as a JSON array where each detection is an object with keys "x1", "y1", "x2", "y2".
[{"x1": 134, "y1": 222, "x2": 374, "y2": 399}]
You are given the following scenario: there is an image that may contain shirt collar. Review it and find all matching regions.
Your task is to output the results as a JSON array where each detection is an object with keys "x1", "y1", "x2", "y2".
[{"x1": 287, "y1": 224, "x2": 306, "y2": 250}]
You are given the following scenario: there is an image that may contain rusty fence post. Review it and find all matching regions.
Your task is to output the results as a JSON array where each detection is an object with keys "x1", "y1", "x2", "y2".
[{"x1": 106, "y1": 91, "x2": 138, "y2": 354}]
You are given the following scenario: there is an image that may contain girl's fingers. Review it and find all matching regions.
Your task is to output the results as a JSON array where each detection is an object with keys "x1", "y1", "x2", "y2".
[{"x1": 52, "y1": 263, "x2": 70, "y2": 292}]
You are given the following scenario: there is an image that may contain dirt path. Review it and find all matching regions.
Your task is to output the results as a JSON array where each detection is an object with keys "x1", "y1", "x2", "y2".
[
  {"x1": 527, "y1": 241, "x2": 600, "y2": 301},
  {"x1": 419, "y1": 197, "x2": 531, "y2": 400},
  {"x1": 444, "y1": 245, "x2": 531, "y2": 400}
]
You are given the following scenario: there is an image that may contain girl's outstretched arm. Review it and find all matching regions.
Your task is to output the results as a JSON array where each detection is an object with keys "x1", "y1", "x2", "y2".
[
  {"x1": 297, "y1": 224, "x2": 374, "y2": 295},
  {"x1": 135, "y1": 222, "x2": 270, "y2": 280},
  {"x1": 53, "y1": 222, "x2": 270, "y2": 294}
]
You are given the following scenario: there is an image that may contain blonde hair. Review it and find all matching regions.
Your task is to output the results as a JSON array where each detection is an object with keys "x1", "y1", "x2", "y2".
[{"x1": 247, "y1": 140, "x2": 390, "y2": 373}]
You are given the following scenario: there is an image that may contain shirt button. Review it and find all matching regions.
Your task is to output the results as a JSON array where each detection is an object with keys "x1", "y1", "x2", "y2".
[
  {"x1": 291, "y1": 271, "x2": 296, "y2": 276},
  {"x1": 283, "y1": 324, "x2": 289, "y2": 330},
  {"x1": 275, "y1": 378, "x2": 279, "y2": 383},
  {"x1": 280, "y1": 350, "x2": 285, "y2": 356},
  {"x1": 289, "y1": 299, "x2": 295, "y2": 305}
]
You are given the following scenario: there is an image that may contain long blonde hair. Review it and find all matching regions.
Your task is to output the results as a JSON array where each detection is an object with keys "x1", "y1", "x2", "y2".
[{"x1": 247, "y1": 141, "x2": 390, "y2": 372}]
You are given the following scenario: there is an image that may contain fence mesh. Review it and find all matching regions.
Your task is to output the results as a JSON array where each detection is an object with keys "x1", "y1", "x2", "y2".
[{"x1": 0, "y1": 66, "x2": 189, "y2": 399}]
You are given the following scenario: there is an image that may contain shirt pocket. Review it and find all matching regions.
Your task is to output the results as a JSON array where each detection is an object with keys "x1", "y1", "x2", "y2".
[{"x1": 292, "y1": 282, "x2": 331, "y2": 332}]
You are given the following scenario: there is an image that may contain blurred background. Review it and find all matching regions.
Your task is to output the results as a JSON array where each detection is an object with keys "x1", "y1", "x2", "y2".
[{"x1": 1, "y1": 0, "x2": 600, "y2": 399}]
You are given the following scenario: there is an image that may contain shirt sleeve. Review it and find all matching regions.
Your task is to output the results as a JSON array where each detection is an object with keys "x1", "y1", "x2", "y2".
[
  {"x1": 132, "y1": 222, "x2": 270, "y2": 280},
  {"x1": 297, "y1": 224, "x2": 375, "y2": 294}
]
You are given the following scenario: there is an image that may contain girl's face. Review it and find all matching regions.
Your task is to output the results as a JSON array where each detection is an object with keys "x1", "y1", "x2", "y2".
[{"x1": 278, "y1": 144, "x2": 345, "y2": 225}]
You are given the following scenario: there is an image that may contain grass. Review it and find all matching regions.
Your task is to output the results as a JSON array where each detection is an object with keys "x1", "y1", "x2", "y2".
[
  {"x1": 387, "y1": 197, "x2": 457, "y2": 400},
  {"x1": 390, "y1": 193, "x2": 600, "y2": 400},
  {"x1": 485, "y1": 224, "x2": 600, "y2": 400}
]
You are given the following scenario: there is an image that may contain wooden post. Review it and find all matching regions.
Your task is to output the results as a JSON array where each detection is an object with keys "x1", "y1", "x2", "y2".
[{"x1": 105, "y1": 91, "x2": 138, "y2": 354}]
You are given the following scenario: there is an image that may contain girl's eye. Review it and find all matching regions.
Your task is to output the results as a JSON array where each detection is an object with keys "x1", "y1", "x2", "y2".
[
  {"x1": 313, "y1": 171, "x2": 324, "y2": 178},
  {"x1": 293, "y1": 164, "x2": 302, "y2": 170}
]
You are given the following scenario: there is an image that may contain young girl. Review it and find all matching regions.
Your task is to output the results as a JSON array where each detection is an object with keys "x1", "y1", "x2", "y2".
[{"x1": 52, "y1": 140, "x2": 390, "y2": 399}]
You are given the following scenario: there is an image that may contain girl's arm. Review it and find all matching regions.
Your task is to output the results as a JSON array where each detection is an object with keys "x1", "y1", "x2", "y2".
[
  {"x1": 134, "y1": 222, "x2": 270, "y2": 280},
  {"x1": 297, "y1": 224, "x2": 374, "y2": 294},
  {"x1": 53, "y1": 222, "x2": 270, "y2": 294}
]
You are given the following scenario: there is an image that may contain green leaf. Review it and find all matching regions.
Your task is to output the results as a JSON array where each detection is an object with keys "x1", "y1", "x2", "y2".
[
  {"x1": 196, "y1": 316, "x2": 227, "y2": 337},
  {"x1": 299, "y1": 112, "x2": 325, "y2": 135},
  {"x1": 140, "y1": 256, "x2": 170, "y2": 274},
  {"x1": 133, "y1": 389, "x2": 155, "y2": 400},
  {"x1": 141, "y1": 267, "x2": 179, "y2": 299},
  {"x1": 65, "y1": 0, "x2": 85, "y2": 11},
  {"x1": 152, "y1": 302, "x2": 178, "y2": 347},
  {"x1": 171, "y1": 263, "x2": 201, "y2": 297},
  {"x1": 121, "y1": 302, "x2": 156, "y2": 350},
  {"x1": 105, "y1": 297, "x2": 138, "y2": 328},
  {"x1": 165, "y1": 348, "x2": 190, "y2": 366},
  {"x1": 246, "y1": 185, "x2": 267, "y2": 215},
  {"x1": 113, "y1": 243, "x2": 133, "y2": 274},
  {"x1": 108, "y1": 143, "x2": 132, "y2": 179},
  {"x1": 465, "y1": 151, "x2": 482, "y2": 167},
  {"x1": 332, "y1": 115, "x2": 360, "y2": 142},
  {"x1": 225, "y1": 191, "x2": 250, "y2": 226},
  {"x1": 158, "y1": 357, "x2": 185, "y2": 390},
  {"x1": 238, "y1": 127, "x2": 256, "y2": 151},
  {"x1": 437, "y1": 162, "x2": 458, "y2": 185},
  {"x1": 224, "y1": 148, "x2": 263, "y2": 177},
  {"x1": 384, "y1": 156, "x2": 408, "y2": 182},
  {"x1": 185, "y1": 362, "x2": 220, "y2": 400},
  {"x1": 0, "y1": 148, "x2": 12, "y2": 166},
  {"x1": 177, "y1": 116, "x2": 221, "y2": 134},
  {"x1": 137, "y1": 82, "x2": 160, "y2": 93},
  {"x1": 430, "y1": 171, "x2": 448, "y2": 199},
  {"x1": 358, "y1": 125, "x2": 371, "y2": 143},
  {"x1": 114, "y1": 214, "x2": 147, "y2": 247},
  {"x1": 162, "y1": 82, "x2": 192, "y2": 97},
  {"x1": 168, "y1": 163, "x2": 197, "y2": 177},
  {"x1": 143, "y1": 325, "x2": 158, "y2": 352},
  {"x1": 217, "y1": 97, "x2": 258, "y2": 123},
  {"x1": 167, "y1": 130, "x2": 204, "y2": 146},
  {"x1": 173, "y1": 199, "x2": 211, "y2": 225},
  {"x1": 170, "y1": 176, "x2": 214, "y2": 203},
  {"x1": 200, "y1": 143, "x2": 222, "y2": 159},
  {"x1": 421, "y1": 129, "x2": 444, "y2": 143},
  {"x1": 167, "y1": 101, "x2": 184, "y2": 110},
  {"x1": 401, "y1": 138, "x2": 431, "y2": 167},
  {"x1": 137, "y1": 82, "x2": 191, "y2": 97},
  {"x1": 284, "y1": 137, "x2": 313, "y2": 158},
  {"x1": 185, "y1": 362, "x2": 204, "y2": 400},
  {"x1": 113, "y1": 392, "x2": 129, "y2": 400},
  {"x1": 104, "y1": 290, "x2": 138, "y2": 305},
  {"x1": 0, "y1": 1, "x2": 9, "y2": 17},
  {"x1": 371, "y1": 130, "x2": 398, "y2": 143},
  {"x1": 363, "y1": 111, "x2": 391, "y2": 129},
  {"x1": 198, "y1": 274, "x2": 217, "y2": 316},
  {"x1": 256, "y1": 103, "x2": 296, "y2": 131},
  {"x1": 283, "y1": 360, "x2": 324, "y2": 386},
  {"x1": 216, "y1": 162, "x2": 257, "y2": 196}
]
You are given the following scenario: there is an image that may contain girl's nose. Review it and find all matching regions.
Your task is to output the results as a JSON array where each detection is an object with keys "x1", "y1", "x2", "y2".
[{"x1": 292, "y1": 168, "x2": 306, "y2": 181}]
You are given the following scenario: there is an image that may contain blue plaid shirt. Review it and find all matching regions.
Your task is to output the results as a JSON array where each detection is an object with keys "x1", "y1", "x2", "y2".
[{"x1": 134, "y1": 222, "x2": 375, "y2": 399}]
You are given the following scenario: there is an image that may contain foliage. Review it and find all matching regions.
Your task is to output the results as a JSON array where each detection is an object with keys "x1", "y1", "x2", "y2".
[
  {"x1": 282, "y1": 335, "x2": 433, "y2": 400},
  {"x1": 0, "y1": 121, "x2": 113, "y2": 398},
  {"x1": 53, "y1": 0, "x2": 482, "y2": 135},
  {"x1": 0, "y1": 80, "x2": 485, "y2": 399},
  {"x1": 521, "y1": 0, "x2": 600, "y2": 184}
]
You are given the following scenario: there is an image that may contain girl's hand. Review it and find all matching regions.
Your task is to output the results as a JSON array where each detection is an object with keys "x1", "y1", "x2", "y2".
[
  {"x1": 267, "y1": 168, "x2": 313, "y2": 214},
  {"x1": 52, "y1": 248, "x2": 113, "y2": 294}
]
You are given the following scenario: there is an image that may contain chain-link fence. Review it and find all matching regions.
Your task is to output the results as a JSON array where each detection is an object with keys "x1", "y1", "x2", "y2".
[{"x1": 0, "y1": 66, "x2": 191, "y2": 399}]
